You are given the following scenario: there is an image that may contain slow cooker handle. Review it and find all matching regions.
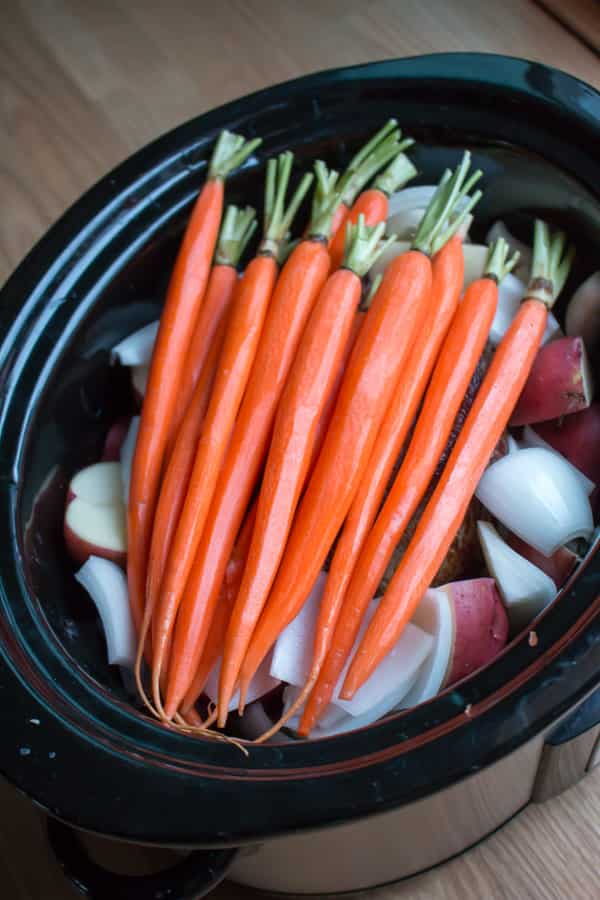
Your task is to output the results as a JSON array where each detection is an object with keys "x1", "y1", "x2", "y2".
[{"x1": 46, "y1": 817, "x2": 239, "y2": 900}]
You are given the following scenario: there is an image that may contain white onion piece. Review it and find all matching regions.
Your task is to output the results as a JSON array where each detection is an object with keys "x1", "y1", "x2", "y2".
[
  {"x1": 486, "y1": 221, "x2": 532, "y2": 283},
  {"x1": 335, "y1": 621, "x2": 431, "y2": 716},
  {"x1": 205, "y1": 653, "x2": 279, "y2": 712},
  {"x1": 111, "y1": 321, "x2": 159, "y2": 366},
  {"x1": 398, "y1": 588, "x2": 454, "y2": 708},
  {"x1": 131, "y1": 364, "x2": 149, "y2": 399},
  {"x1": 387, "y1": 186, "x2": 471, "y2": 242},
  {"x1": 271, "y1": 573, "x2": 432, "y2": 717},
  {"x1": 282, "y1": 671, "x2": 420, "y2": 738},
  {"x1": 520, "y1": 425, "x2": 595, "y2": 495},
  {"x1": 75, "y1": 557, "x2": 136, "y2": 667},
  {"x1": 315, "y1": 674, "x2": 421, "y2": 737},
  {"x1": 119, "y1": 416, "x2": 140, "y2": 506},
  {"x1": 270, "y1": 572, "x2": 327, "y2": 687},
  {"x1": 489, "y1": 274, "x2": 561, "y2": 347},
  {"x1": 477, "y1": 521, "x2": 556, "y2": 629},
  {"x1": 476, "y1": 447, "x2": 593, "y2": 556},
  {"x1": 506, "y1": 434, "x2": 520, "y2": 454},
  {"x1": 387, "y1": 186, "x2": 438, "y2": 218}
]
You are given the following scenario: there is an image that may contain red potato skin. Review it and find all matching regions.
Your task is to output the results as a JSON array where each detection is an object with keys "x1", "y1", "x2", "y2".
[
  {"x1": 510, "y1": 337, "x2": 593, "y2": 426},
  {"x1": 441, "y1": 578, "x2": 508, "y2": 686},
  {"x1": 534, "y1": 402, "x2": 600, "y2": 485},
  {"x1": 102, "y1": 416, "x2": 132, "y2": 461},
  {"x1": 63, "y1": 516, "x2": 126, "y2": 568},
  {"x1": 507, "y1": 534, "x2": 579, "y2": 587}
]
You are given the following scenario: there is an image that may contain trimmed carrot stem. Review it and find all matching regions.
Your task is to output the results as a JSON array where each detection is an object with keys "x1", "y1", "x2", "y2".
[
  {"x1": 341, "y1": 222, "x2": 573, "y2": 698},
  {"x1": 154, "y1": 152, "x2": 312, "y2": 718},
  {"x1": 217, "y1": 217, "x2": 397, "y2": 720},
  {"x1": 127, "y1": 130, "x2": 260, "y2": 638},
  {"x1": 329, "y1": 142, "x2": 416, "y2": 269}
]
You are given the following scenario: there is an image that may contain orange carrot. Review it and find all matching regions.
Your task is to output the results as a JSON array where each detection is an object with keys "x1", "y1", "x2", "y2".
[
  {"x1": 218, "y1": 218, "x2": 396, "y2": 717},
  {"x1": 300, "y1": 120, "x2": 400, "y2": 244},
  {"x1": 179, "y1": 502, "x2": 258, "y2": 716},
  {"x1": 161, "y1": 162, "x2": 341, "y2": 720},
  {"x1": 235, "y1": 258, "x2": 430, "y2": 719},
  {"x1": 167, "y1": 206, "x2": 257, "y2": 457},
  {"x1": 270, "y1": 237, "x2": 464, "y2": 737},
  {"x1": 152, "y1": 152, "x2": 313, "y2": 716},
  {"x1": 342, "y1": 221, "x2": 573, "y2": 698},
  {"x1": 307, "y1": 310, "x2": 365, "y2": 482},
  {"x1": 237, "y1": 153, "x2": 483, "y2": 733},
  {"x1": 127, "y1": 130, "x2": 260, "y2": 636},
  {"x1": 329, "y1": 142, "x2": 416, "y2": 269},
  {"x1": 299, "y1": 238, "x2": 516, "y2": 733}
]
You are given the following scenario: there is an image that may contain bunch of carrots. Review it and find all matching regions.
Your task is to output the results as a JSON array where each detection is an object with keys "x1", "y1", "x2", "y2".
[{"x1": 128, "y1": 122, "x2": 573, "y2": 743}]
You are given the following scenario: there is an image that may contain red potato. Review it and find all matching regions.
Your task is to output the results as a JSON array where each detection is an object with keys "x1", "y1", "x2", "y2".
[
  {"x1": 507, "y1": 534, "x2": 579, "y2": 588},
  {"x1": 437, "y1": 578, "x2": 509, "y2": 686},
  {"x1": 534, "y1": 403, "x2": 600, "y2": 486},
  {"x1": 510, "y1": 336, "x2": 594, "y2": 426},
  {"x1": 64, "y1": 462, "x2": 127, "y2": 566},
  {"x1": 101, "y1": 416, "x2": 132, "y2": 462}
]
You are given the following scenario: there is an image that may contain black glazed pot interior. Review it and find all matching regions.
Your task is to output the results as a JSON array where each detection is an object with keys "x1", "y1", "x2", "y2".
[{"x1": 0, "y1": 54, "x2": 599, "y2": 846}]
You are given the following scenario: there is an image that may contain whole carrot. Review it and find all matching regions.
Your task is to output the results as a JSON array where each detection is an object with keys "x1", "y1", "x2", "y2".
[
  {"x1": 262, "y1": 237, "x2": 465, "y2": 739},
  {"x1": 299, "y1": 238, "x2": 517, "y2": 733},
  {"x1": 145, "y1": 208, "x2": 256, "y2": 647},
  {"x1": 218, "y1": 218, "x2": 397, "y2": 717},
  {"x1": 179, "y1": 501, "x2": 258, "y2": 717},
  {"x1": 134, "y1": 319, "x2": 226, "y2": 708},
  {"x1": 328, "y1": 142, "x2": 416, "y2": 269},
  {"x1": 152, "y1": 152, "x2": 313, "y2": 716},
  {"x1": 127, "y1": 131, "x2": 260, "y2": 636},
  {"x1": 178, "y1": 310, "x2": 363, "y2": 719},
  {"x1": 167, "y1": 206, "x2": 257, "y2": 457},
  {"x1": 237, "y1": 153, "x2": 483, "y2": 728},
  {"x1": 161, "y1": 162, "x2": 341, "y2": 720},
  {"x1": 342, "y1": 221, "x2": 573, "y2": 698}
]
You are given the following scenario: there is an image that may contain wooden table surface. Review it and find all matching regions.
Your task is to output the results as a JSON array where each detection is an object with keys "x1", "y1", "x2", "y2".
[{"x1": 1, "y1": 1, "x2": 599, "y2": 898}]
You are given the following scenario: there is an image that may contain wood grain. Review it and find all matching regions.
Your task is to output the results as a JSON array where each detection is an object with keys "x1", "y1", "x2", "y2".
[
  {"x1": 0, "y1": 1, "x2": 599, "y2": 898},
  {"x1": 537, "y1": 0, "x2": 600, "y2": 53}
]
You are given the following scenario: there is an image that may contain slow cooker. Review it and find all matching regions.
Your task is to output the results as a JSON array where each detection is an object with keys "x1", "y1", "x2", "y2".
[{"x1": 0, "y1": 54, "x2": 599, "y2": 899}]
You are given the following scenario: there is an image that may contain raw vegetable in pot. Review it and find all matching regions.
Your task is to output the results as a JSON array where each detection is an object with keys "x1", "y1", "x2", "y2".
[
  {"x1": 328, "y1": 140, "x2": 416, "y2": 269},
  {"x1": 216, "y1": 217, "x2": 397, "y2": 721},
  {"x1": 478, "y1": 522, "x2": 557, "y2": 630},
  {"x1": 62, "y1": 125, "x2": 600, "y2": 744},
  {"x1": 236, "y1": 154, "x2": 481, "y2": 732},
  {"x1": 341, "y1": 220, "x2": 575, "y2": 701},
  {"x1": 161, "y1": 158, "x2": 342, "y2": 720},
  {"x1": 476, "y1": 447, "x2": 593, "y2": 556},
  {"x1": 64, "y1": 462, "x2": 127, "y2": 567},
  {"x1": 149, "y1": 152, "x2": 313, "y2": 719},
  {"x1": 298, "y1": 234, "x2": 513, "y2": 735},
  {"x1": 127, "y1": 129, "x2": 261, "y2": 637},
  {"x1": 510, "y1": 336, "x2": 593, "y2": 426}
]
